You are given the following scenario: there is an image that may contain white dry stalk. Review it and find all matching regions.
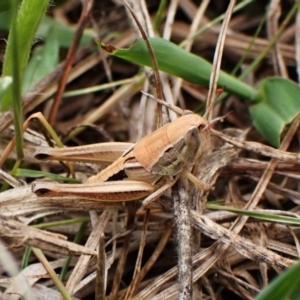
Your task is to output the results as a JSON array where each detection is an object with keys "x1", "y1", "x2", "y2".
[
  {"x1": 173, "y1": 178, "x2": 193, "y2": 300},
  {"x1": 267, "y1": 0, "x2": 288, "y2": 77},
  {"x1": 163, "y1": 0, "x2": 179, "y2": 40},
  {"x1": 0, "y1": 169, "x2": 24, "y2": 188},
  {"x1": 0, "y1": 215, "x2": 97, "y2": 257},
  {"x1": 205, "y1": 0, "x2": 236, "y2": 121},
  {"x1": 211, "y1": 129, "x2": 300, "y2": 162},
  {"x1": 172, "y1": 0, "x2": 210, "y2": 101},
  {"x1": 5, "y1": 259, "x2": 66, "y2": 300},
  {"x1": 65, "y1": 209, "x2": 115, "y2": 296},
  {"x1": 191, "y1": 212, "x2": 295, "y2": 269},
  {"x1": 73, "y1": 231, "x2": 164, "y2": 296}
]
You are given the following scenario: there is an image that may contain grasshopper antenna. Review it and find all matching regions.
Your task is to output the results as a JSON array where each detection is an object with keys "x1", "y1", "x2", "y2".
[
  {"x1": 141, "y1": 91, "x2": 187, "y2": 116},
  {"x1": 203, "y1": 86, "x2": 225, "y2": 119}
]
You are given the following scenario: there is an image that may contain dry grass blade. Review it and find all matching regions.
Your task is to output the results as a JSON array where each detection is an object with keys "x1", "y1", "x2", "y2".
[
  {"x1": 267, "y1": 0, "x2": 287, "y2": 77},
  {"x1": 32, "y1": 248, "x2": 73, "y2": 300},
  {"x1": 231, "y1": 114, "x2": 300, "y2": 229},
  {"x1": 191, "y1": 212, "x2": 295, "y2": 269},
  {"x1": 205, "y1": 0, "x2": 236, "y2": 121},
  {"x1": 110, "y1": 202, "x2": 137, "y2": 299},
  {"x1": 133, "y1": 221, "x2": 173, "y2": 284},
  {"x1": 3, "y1": 258, "x2": 67, "y2": 300},
  {"x1": 134, "y1": 247, "x2": 219, "y2": 300},
  {"x1": 172, "y1": 0, "x2": 210, "y2": 101},
  {"x1": 124, "y1": 209, "x2": 150, "y2": 299},
  {"x1": 0, "y1": 169, "x2": 23, "y2": 187},
  {"x1": 65, "y1": 209, "x2": 115, "y2": 296},
  {"x1": 211, "y1": 129, "x2": 300, "y2": 162},
  {"x1": 0, "y1": 215, "x2": 97, "y2": 256}
]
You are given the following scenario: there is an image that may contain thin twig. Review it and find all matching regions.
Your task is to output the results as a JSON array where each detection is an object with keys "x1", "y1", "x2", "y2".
[
  {"x1": 95, "y1": 234, "x2": 106, "y2": 300},
  {"x1": 48, "y1": 0, "x2": 95, "y2": 125}
]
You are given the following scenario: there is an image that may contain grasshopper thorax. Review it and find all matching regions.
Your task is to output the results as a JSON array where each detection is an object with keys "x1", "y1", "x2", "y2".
[{"x1": 132, "y1": 114, "x2": 210, "y2": 177}]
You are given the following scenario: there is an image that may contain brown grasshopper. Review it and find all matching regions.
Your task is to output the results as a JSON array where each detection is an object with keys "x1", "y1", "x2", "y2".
[{"x1": 32, "y1": 107, "x2": 212, "y2": 205}]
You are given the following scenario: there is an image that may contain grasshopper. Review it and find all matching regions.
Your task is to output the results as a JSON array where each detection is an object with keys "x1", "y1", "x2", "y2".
[
  {"x1": 25, "y1": 96, "x2": 300, "y2": 205},
  {"x1": 31, "y1": 107, "x2": 212, "y2": 205}
]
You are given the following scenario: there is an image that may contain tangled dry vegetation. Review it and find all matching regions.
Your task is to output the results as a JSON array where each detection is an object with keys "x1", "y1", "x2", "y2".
[{"x1": 1, "y1": 0, "x2": 300, "y2": 299}]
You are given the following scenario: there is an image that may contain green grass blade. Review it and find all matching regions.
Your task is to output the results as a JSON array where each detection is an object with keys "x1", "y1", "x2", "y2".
[
  {"x1": 33, "y1": 218, "x2": 90, "y2": 229},
  {"x1": 98, "y1": 37, "x2": 258, "y2": 100},
  {"x1": 0, "y1": 0, "x2": 21, "y2": 13},
  {"x1": 23, "y1": 28, "x2": 59, "y2": 93},
  {"x1": 0, "y1": 1, "x2": 10, "y2": 13},
  {"x1": 1, "y1": 0, "x2": 50, "y2": 112},
  {"x1": 63, "y1": 78, "x2": 133, "y2": 98},
  {"x1": 21, "y1": 247, "x2": 32, "y2": 269},
  {"x1": 0, "y1": 13, "x2": 93, "y2": 48},
  {"x1": 153, "y1": 0, "x2": 168, "y2": 32},
  {"x1": 2, "y1": 0, "x2": 23, "y2": 159},
  {"x1": 251, "y1": 77, "x2": 300, "y2": 147},
  {"x1": 256, "y1": 261, "x2": 300, "y2": 300},
  {"x1": 207, "y1": 203, "x2": 300, "y2": 226},
  {"x1": 0, "y1": 76, "x2": 12, "y2": 99},
  {"x1": 60, "y1": 221, "x2": 89, "y2": 281},
  {"x1": 16, "y1": 168, "x2": 81, "y2": 183},
  {"x1": 37, "y1": 15, "x2": 93, "y2": 48}
]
